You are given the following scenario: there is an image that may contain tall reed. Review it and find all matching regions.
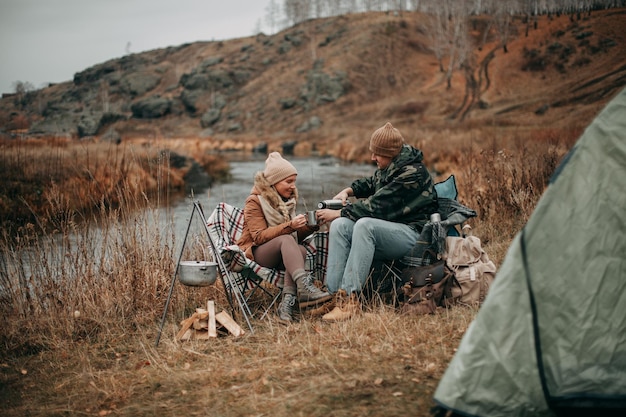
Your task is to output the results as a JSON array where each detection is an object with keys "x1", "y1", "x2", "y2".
[
  {"x1": 415, "y1": 126, "x2": 581, "y2": 261},
  {"x1": 0, "y1": 139, "x2": 222, "y2": 353}
]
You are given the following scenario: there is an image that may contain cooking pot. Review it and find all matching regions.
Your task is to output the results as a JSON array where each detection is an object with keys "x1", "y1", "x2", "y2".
[{"x1": 178, "y1": 260, "x2": 218, "y2": 286}]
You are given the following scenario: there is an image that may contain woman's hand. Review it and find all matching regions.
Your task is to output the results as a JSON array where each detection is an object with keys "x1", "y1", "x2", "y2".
[
  {"x1": 290, "y1": 214, "x2": 307, "y2": 229},
  {"x1": 316, "y1": 208, "x2": 342, "y2": 225}
]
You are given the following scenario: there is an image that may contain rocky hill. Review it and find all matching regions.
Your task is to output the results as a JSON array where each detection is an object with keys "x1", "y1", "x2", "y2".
[{"x1": 1, "y1": 9, "x2": 625, "y2": 156}]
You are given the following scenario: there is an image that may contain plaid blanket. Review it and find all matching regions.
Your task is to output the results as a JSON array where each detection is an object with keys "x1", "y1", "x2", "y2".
[{"x1": 206, "y1": 202, "x2": 329, "y2": 291}]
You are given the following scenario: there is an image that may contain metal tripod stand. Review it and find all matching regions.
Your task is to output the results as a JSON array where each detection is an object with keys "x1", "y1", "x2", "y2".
[{"x1": 155, "y1": 201, "x2": 253, "y2": 347}]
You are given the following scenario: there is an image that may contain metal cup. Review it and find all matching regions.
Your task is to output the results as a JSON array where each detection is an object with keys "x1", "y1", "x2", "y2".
[
  {"x1": 430, "y1": 213, "x2": 441, "y2": 223},
  {"x1": 306, "y1": 210, "x2": 318, "y2": 225}
]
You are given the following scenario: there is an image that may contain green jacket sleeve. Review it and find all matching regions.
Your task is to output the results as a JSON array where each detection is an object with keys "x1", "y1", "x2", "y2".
[{"x1": 342, "y1": 155, "x2": 438, "y2": 230}]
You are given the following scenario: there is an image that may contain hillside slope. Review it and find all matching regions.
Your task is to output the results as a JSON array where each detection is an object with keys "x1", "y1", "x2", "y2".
[{"x1": 1, "y1": 9, "x2": 625, "y2": 156}]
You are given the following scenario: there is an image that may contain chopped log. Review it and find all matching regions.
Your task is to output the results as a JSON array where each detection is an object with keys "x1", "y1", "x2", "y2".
[
  {"x1": 208, "y1": 301, "x2": 217, "y2": 338},
  {"x1": 180, "y1": 328, "x2": 193, "y2": 341},
  {"x1": 176, "y1": 313, "x2": 199, "y2": 340},
  {"x1": 195, "y1": 308, "x2": 209, "y2": 320},
  {"x1": 177, "y1": 302, "x2": 238, "y2": 341},
  {"x1": 192, "y1": 318, "x2": 209, "y2": 330},
  {"x1": 193, "y1": 329, "x2": 210, "y2": 340},
  {"x1": 215, "y1": 310, "x2": 245, "y2": 337}
]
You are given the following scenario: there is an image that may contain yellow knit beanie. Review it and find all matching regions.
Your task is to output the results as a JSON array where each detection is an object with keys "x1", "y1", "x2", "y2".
[
  {"x1": 369, "y1": 122, "x2": 404, "y2": 157},
  {"x1": 264, "y1": 152, "x2": 298, "y2": 185}
]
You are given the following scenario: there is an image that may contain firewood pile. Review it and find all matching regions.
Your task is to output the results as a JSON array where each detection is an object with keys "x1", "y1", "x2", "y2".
[{"x1": 176, "y1": 300, "x2": 245, "y2": 341}]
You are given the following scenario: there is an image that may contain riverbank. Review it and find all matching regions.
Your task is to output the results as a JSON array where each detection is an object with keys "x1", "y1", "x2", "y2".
[{"x1": 0, "y1": 137, "x2": 230, "y2": 236}]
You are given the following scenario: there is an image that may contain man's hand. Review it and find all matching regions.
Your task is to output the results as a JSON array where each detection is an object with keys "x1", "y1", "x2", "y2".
[
  {"x1": 333, "y1": 188, "x2": 352, "y2": 204},
  {"x1": 316, "y1": 209, "x2": 342, "y2": 225}
]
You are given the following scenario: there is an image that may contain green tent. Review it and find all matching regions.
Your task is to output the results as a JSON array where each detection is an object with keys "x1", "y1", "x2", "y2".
[{"x1": 433, "y1": 87, "x2": 626, "y2": 417}]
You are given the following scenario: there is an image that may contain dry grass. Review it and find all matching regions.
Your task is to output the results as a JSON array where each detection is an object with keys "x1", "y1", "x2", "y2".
[
  {"x1": 0, "y1": 125, "x2": 578, "y2": 415},
  {"x1": 0, "y1": 137, "x2": 229, "y2": 236},
  {"x1": 1, "y1": 305, "x2": 477, "y2": 417}
]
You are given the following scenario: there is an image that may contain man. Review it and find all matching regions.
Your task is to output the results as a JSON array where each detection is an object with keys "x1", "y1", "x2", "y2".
[{"x1": 316, "y1": 122, "x2": 438, "y2": 321}]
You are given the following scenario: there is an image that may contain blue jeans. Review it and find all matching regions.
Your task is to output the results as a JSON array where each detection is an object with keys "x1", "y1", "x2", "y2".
[{"x1": 325, "y1": 217, "x2": 419, "y2": 295}]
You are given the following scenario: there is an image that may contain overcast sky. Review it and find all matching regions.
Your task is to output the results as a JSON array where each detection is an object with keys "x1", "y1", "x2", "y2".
[{"x1": 0, "y1": 0, "x2": 273, "y2": 93}]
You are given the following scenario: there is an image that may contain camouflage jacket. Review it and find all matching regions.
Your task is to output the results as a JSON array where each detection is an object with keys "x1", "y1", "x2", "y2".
[{"x1": 341, "y1": 144, "x2": 438, "y2": 232}]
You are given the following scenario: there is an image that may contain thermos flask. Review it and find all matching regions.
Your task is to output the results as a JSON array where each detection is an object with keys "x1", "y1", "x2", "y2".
[{"x1": 318, "y1": 200, "x2": 345, "y2": 209}]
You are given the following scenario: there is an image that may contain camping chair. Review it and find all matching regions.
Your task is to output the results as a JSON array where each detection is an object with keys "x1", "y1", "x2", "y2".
[
  {"x1": 366, "y1": 175, "x2": 477, "y2": 300},
  {"x1": 206, "y1": 202, "x2": 329, "y2": 322}
]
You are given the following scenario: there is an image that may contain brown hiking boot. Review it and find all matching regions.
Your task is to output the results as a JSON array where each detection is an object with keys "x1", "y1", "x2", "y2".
[
  {"x1": 322, "y1": 290, "x2": 361, "y2": 322},
  {"x1": 303, "y1": 298, "x2": 336, "y2": 318}
]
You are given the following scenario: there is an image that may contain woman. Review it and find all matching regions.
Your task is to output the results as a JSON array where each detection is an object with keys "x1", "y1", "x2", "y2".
[{"x1": 237, "y1": 152, "x2": 332, "y2": 322}]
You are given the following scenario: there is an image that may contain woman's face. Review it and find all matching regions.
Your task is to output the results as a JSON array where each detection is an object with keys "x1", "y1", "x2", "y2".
[{"x1": 274, "y1": 174, "x2": 297, "y2": 199}]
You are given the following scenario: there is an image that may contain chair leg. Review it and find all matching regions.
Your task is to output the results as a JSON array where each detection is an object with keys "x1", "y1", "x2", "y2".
[
  {"x1": 381, "y1": 261, "x2": 405, "y2": 306},
  {"x1": 228, "y1": 270, "x2": 284, "y2": 321},
  {"x1": 260, "y1": 289, "x2": 282, "y2": 320}
]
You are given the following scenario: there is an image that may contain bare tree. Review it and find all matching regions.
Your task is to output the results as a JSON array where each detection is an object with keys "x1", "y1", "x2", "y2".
[
  {"x1": 422, "y1": 0, "x2": 472, "y2": 88},
  {"x1": 344, "y1": 0, "x2": 359, "y2": 13},
  {"x1": 423, "y1": 0, "x2": 448, "y2": 72},
  {"x1": 361, "y1": 0, "x2": 377, "y2": 11},
  {"x1": 444, "y1": 6, "x2": 471, "y2": 89},
  {"x1": 13, "y1": 80, "x2": 34, "y2": 95},
  {"x1": 311, "y1": 0, "x2": 323, "y2": 18},
  {"x1": 321, "y1": 0, "x2": 337, "y2": 16},
  {"x1": 265, "y1": 0, "x2": 281, "y2": 34},
  {"x1": 493, "y1": 0, "x2": 513, "y2": 53},
  {"x1": 253, "y1": 18, "x2": 263, "y2": 35},
  {"x1": 406, "y1": 0, "x2": 421, "y2": 11},
  {"x1": 12, "y1": 80, "x2": 35, "y2": 109},
  {"x1": 283, "y1": 0, "x2": 311, "y2": 26}
]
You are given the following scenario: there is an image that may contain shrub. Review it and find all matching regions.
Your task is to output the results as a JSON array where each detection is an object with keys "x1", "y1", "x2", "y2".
[{"x1": 522, "y1": 47, "x2": 547, "y2": 71}]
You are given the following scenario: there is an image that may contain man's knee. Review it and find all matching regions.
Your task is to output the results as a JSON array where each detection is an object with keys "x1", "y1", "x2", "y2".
[
  {"x1": 352, "y1": 217, "x2": 378, "y2": 236},
  {"x1": 329, "y1": 217, "x2": 353, "y2": 237}
]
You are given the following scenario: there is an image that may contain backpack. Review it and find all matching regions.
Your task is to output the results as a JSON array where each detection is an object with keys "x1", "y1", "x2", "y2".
[
  {"x1": 399, "y1": 232, "x2": 497, "y2": 314},
  {"x1": 443, "y1": 233, "x2": 497, "y2": 307},
  {"x1": 399, "y1": 259, "x2": 456, "y2": 315}
]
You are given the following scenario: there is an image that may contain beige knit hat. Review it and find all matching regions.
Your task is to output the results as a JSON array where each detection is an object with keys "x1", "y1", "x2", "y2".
[
  {"x1": 369, "y1": 122, "x2": 404, "y2": 158},
  {"x1": 264, "y1": 152, "x2": 298, "y2": 185}
]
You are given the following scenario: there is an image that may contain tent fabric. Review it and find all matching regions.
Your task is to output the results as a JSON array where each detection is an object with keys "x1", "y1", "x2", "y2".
[{"x1": 433, "y1": 87, "x2": 626, "y2": 417}]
